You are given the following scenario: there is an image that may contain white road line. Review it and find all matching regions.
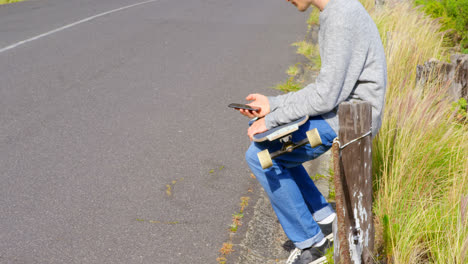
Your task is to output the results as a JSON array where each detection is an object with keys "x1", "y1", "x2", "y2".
[{"x1": 0, "y1": 0, "x2": 158, "y2": 54}]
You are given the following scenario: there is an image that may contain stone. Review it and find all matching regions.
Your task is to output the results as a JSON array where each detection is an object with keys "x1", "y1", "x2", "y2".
[{"x1": 416, "y1": 54, "x2": 468, "y2": 104}]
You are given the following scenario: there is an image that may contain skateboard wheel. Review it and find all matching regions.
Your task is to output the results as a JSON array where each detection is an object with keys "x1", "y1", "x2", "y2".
[
  {"x1": 257, "y1": 149, "x2": 273, "y2": 169},
  {"x1": 306, "y1": 128, "x2": 322, "y2": 148}
]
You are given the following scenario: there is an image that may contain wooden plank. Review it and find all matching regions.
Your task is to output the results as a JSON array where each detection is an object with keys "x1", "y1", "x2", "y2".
[
  {"x1": 334, "y1": 102, "x2": 374, "y2": 264},
  {"x1": 332, "y1": 140, "x2": 351, "y2": 264}
]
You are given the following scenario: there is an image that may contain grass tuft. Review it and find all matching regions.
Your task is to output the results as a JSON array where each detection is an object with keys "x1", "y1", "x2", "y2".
[
  {"x1": 0, "y1": 0, "x2": 25, "y2": 5},
  {"x1": 292, "y1": 41, "x2": 321, "y2": 71},
  {"x1": 272, "y1": 77, "x2": 304, "y2": 93}
]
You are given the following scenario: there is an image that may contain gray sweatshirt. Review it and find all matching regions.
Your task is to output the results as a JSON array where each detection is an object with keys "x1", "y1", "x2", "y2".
[{"x1": 265, "y1": 0, "x2": 387, "y2": 136}]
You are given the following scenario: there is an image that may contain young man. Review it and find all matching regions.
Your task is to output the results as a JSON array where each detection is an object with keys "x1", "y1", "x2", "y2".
[{"x1": 237, "y1": 0, "x2": 387, "y2": 263}]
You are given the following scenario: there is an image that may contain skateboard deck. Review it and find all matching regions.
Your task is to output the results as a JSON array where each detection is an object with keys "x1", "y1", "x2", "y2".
[
  {"x1": 252, "y1": 116, "x2": 322, "y2": 169},
  {"x1": 253, "y1": 116, "x2": 309, "y2": 142}
]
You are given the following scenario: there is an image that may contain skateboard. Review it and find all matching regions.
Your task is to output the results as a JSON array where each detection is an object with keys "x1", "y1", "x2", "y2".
[{"x1": 252, "y1": 116, "x2": 323, "y2": 169}]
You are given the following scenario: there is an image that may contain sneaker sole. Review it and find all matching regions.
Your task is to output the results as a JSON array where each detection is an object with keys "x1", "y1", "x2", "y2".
[{"x1": 285, "y1": 248, "x2": 302, "y2": 264}]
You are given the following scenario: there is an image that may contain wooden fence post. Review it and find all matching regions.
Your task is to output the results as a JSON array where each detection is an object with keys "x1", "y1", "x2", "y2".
[{"x1": 333, "y1": 102, "x2": 374, "y2": 264}]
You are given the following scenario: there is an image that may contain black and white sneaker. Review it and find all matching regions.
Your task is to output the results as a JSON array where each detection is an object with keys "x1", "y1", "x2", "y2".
[
  {"x1": 318, "y1": 213, "x2": 336, "y2": 242},
  {"x1": 286, "y1": 239, "x2": 332, "y2": 264}
]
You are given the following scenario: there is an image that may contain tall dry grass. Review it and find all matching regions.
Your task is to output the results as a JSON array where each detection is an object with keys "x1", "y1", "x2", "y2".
[{"x1": 360, "y1": 0, "x2": 468, "y2": 262}]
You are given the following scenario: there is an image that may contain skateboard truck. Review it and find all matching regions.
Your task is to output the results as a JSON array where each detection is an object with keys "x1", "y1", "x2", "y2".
[{"x1": 256, "y1": 124, "x2": 323, "y2": 170}]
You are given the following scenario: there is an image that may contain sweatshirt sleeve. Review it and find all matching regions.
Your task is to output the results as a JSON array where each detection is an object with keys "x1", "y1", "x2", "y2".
[{"x1": 264, "y1": 18, "x2": 369, "y2": 130}]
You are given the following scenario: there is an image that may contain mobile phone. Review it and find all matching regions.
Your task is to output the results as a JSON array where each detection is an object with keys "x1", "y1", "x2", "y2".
[{"x1": 228, "y1": 103, "x2": 260, "y2": 112}]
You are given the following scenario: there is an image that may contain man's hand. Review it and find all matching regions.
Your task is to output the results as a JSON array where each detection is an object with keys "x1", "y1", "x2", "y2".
[
  {"x1": 248, "y1": 118, "x2": 267, "y2": 141},
  {"x1": 238, "y1": 94, "x2": 270, "y2": 119}
]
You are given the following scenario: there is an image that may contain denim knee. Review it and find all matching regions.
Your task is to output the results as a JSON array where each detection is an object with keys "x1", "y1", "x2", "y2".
[{"x1": 245, "y1": 143, "x2": 259, "y2": 169}]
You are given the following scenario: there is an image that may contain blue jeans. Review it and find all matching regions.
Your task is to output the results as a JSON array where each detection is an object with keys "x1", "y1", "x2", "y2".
[{"x1": 245, "y1": 116, "x2": 337, "y2": 249}]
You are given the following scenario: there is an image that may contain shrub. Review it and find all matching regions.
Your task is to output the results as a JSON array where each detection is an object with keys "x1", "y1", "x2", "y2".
[{"x1": 415, "y1": 0, "x2": 468, "y2": 53}]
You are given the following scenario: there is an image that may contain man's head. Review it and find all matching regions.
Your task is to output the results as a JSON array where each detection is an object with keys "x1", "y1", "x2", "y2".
[{"x1": 286, "y1": 0, "x2": 313, "y2": 12}]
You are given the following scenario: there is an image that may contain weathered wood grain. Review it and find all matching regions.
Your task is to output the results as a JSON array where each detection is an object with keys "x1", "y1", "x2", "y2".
[{"x1": 334, "y1": 102, "x2": 374, "y2": 264}]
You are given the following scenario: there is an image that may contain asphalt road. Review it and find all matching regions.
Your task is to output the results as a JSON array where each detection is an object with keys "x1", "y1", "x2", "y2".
[{"x1": 0, "y1": 0, "x2": 308, "y2": 263}]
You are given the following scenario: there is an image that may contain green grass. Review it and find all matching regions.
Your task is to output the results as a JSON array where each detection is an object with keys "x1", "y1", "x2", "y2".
[
  {"x1": 0, "y1": 0, "x2": 26, "y2": 5},
  {"x1": 292, "y1": 40, "x2": 321, "y2": 71},
  {"x1": 307, "y1": 7, "x2": 321, "y2": 27},
  {"x1": 277, "y1": 41, "x2": 320, "y2": 93},
  {"x1": 272, "y1": 76, "x2": 303, "y2": 93},
  {"x1": 287, "y1": 64, "x2": 300, "y2": 77}
]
